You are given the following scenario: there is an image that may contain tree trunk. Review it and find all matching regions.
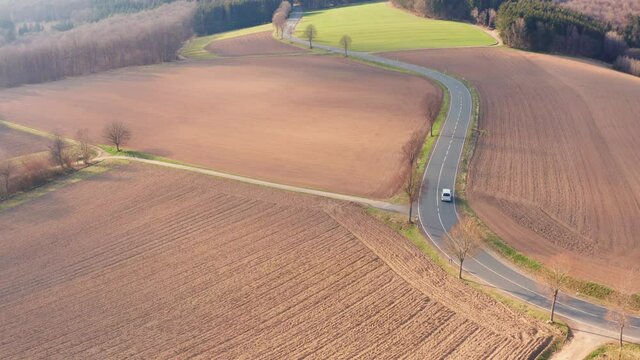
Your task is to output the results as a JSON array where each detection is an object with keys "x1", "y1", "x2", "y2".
[
  {"x1": 550, "y1": 289, "x2": 558, "y2": 322},
  {"x1": 408, "y1": 203, "x2": 413, "y2": 223},
  {"x1": 309, "y1": 39, "x2": 312, "y2": 49},
  {"x1": 619, "y1": 324, "x2": 624, "y2": 348},
  {"x1": 458, "y1": 260, "x2": 463, "y2": 279},
  {"x1": 430, "y1": 122, "x2": 434, "y2": 137}
]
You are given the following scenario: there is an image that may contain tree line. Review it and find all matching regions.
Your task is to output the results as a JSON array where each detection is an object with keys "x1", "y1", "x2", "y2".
[
  {"x1": 193, "y1": 0, "x2": 283, "y2": 36},
  {"x1": 496, "y1": 0, "x2": 640, "y2": 75},
  {"x1": 392, "y1": 0, "x2": 640, "y2": 77},
  {"x1": 0, "y1": 1, "x2": 195, "y2": 88}
]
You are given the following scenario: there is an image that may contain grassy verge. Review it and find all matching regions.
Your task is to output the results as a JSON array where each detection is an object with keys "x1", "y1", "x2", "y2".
[
  {"x1": 0, "y1": 119, "x2": 57, "y2": 140},
  {"x1": 180, "y1": 23, "x2": 274, "y2": 59},
  {"x1": 295, "y1": 2, "x2": 496, "y2": 52},
  {"x1": 0, "y1": 160, "x2": 126, "y2": 213},
  {"x1": 585, "y1": 342, "x2": 640, "y2": 360},
  {"x1": 366, "y1": 206, "x2": 568, "y2": 358},
  {"x1": 366, "y1": 207, "x2": 449, "y2": 271},
  {"x1": 452, "y1": 80, "x2": 640, "y2": 311}
]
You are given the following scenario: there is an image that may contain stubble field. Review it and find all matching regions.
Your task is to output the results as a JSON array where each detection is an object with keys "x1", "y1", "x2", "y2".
[
  {"x1": 0, "y1": 162, "x2": 551, "y2": 358},
  {"x1": 385, "y1": 48, "x2": 640, "y2": 288},
  {"x1": 0, "y1": 53, "x2": 440, "y2": 199}
]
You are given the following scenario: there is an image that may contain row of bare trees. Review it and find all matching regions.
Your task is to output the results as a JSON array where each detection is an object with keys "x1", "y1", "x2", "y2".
[
  {"x1": 400, "y1": 94, "x2": 441, "y2": 223},
  {"x1": 272, "y1": 1, "x2": 292, "y2": 39},
  {"x1": 0, "y1": 2, "x2": 195, "y2": 88},
  {"x1": 0, "y1": 121, "x2": 131, "y2": 201}
]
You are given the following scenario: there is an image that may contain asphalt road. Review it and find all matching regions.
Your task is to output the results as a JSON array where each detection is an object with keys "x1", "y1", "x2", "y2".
[{"x1": 286, "y1": 9, "x2": 640, "y2": 342}]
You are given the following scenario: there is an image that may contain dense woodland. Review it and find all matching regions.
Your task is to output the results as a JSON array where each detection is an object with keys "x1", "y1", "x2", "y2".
[
  {"x1": 194, "y1": 0, "x2": 282, "y2": 35},
  {"x1": 497, "y1": 0, "x2": 607, "y2": 58}
]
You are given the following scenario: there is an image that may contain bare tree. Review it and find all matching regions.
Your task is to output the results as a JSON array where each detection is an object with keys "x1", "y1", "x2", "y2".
[
  {"x1": 403, "y1": 167, "x2": 421, "y2": 223},
  {"x1": 607, "y1": 295, "x2": 631, "y2": 355},
  {"x1": 606, "y1": 267, "x2": 638, "y2": 356},
  {"x1": 339, "y1": 34, "x2": 352, "y2": 56},
  {"x1": 303, "y1": 24, "x2": 317, "y2": 49},
  {"x1": 402, "y1": 131, "x2": 424, "y2": 169},
  {"x1": 76, "y1": 128, "x2": 93, "y2": 165},
  {"x1": 0, "y1": 160, "x2": 12, "y2": 199},
  {"x1": 103, "y1": 121, "x2": 131, "y2": 152},
  {"x1": 401, "y1": 132, "x2": 424, "y2": 222},
  {"x1": 49, "y1": 132, "x2": 68, "y2": 169},
  {"x1": 488, "y1": 9, "x2": 497, "y2": 29},
  {"x1": 446, "y1": 217, "x2": 481, "y2": 279},
  {"x1": 272, "y1": 12, "x2": 286, "y2": 39},
  {"x1": 423, "y1": 94, "x2": 440, "y2": 137},
  {"x1": 471, "y1": 7, "x2": 480, "y2": 24},
  {"x1": 542, "y1": 257, "x2": 569, "y2": 323}
]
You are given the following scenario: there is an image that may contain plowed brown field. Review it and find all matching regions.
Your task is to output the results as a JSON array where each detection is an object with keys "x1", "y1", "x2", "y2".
[
  {"x1": 205, "y1": 31, "x2": 303, "y2": 57},
  {"x1": 0, "y1": 162, "x2": 551, "y2": 358},
  {"x1": 0, "y1": 55, "x2": 439, "y2": 199},
  {"x1": 0, "y1": 124, "x2": 48, "y2": 162},
  {"x1": 384, "y1": 48, "x2": 640, "y2": 288}
]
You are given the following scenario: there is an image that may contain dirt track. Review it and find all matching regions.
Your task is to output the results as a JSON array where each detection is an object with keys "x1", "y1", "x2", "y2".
[
  {"x1": 0, "y1": 162, "x2": 551, "y2": 358},
  {"x1": 205, "y1": 31, "x2": 303, "y2": 57},
  {"x1": 385, "y1": 48, "x2": 640, "y2": 288},
  {"x1": 0, "y1": 125, "x2": 48, "y2": 162},
  {"x1": 0, "y1": 55, "x2": 440, "y2": 199}
]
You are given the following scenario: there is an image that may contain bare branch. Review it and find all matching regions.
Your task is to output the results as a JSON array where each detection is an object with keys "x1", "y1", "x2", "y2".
[
  {"x1": 103, "y1": 121, "x2": 131, "y2": 152},
  {"x1": 446, "y1": 217, "x2": 482, "y2": 280}
]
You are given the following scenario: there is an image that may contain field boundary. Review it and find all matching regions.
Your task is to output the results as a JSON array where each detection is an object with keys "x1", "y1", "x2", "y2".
[
  {"x1": 98, "y1": 154, "x2": 407, "y2": 213},
  {"x1": 0, "y1": 160, "x2": 126, "y2": 213}
]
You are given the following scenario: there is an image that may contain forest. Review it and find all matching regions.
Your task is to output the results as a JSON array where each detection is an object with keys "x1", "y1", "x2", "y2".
[{"x1": 0, "y1": 1, "x2": 195, "y2": 88}]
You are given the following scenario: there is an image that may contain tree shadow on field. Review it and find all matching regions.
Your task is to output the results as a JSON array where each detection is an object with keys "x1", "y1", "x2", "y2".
[{"x1": 138, "y1": 148, "x2": 173, "y2": 158}]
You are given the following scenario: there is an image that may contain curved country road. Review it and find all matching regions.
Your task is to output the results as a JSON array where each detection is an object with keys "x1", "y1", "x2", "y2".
[{"x1": 286, "y1": 9, "x2": 640, "y2": 342}]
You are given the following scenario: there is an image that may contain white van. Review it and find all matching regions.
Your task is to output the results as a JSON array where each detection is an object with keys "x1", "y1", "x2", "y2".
[{"x1": 441, "y1": 188, "x2": 453, "y2": 202}]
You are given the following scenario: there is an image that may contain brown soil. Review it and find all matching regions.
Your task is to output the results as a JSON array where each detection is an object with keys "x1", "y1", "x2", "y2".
[
  {"x1": 205, "y1": 31, "x2": 304, "y2": 57},
  {"x1": 0, "y1": 162, "x2": 551, "y2": 358},
  {"x1": 0, "y1": 125, "x2": 48, "y2": 162},
  {"x1": 384, "y1": 48, "x2": 640, "y2": 289},
  {"x1": 0, "y1": 55, "x2": 440, "y2": 199}
]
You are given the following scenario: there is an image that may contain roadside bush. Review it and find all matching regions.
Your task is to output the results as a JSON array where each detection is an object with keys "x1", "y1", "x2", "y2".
[
  {"x1": 19, "y1": 157, "x2": 56, "y2": 192},
  {"x1": 575, "y1": 280, "x2": 614, "y2": 300}
]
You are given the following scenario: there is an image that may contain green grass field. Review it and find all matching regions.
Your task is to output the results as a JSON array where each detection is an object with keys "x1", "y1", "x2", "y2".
[
  {"x1": 180, "y1": 23, "x2": 274, "y2": 59},
  {"x1": 295, "y1": 2, "x2": 496, "y2": 52}
]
